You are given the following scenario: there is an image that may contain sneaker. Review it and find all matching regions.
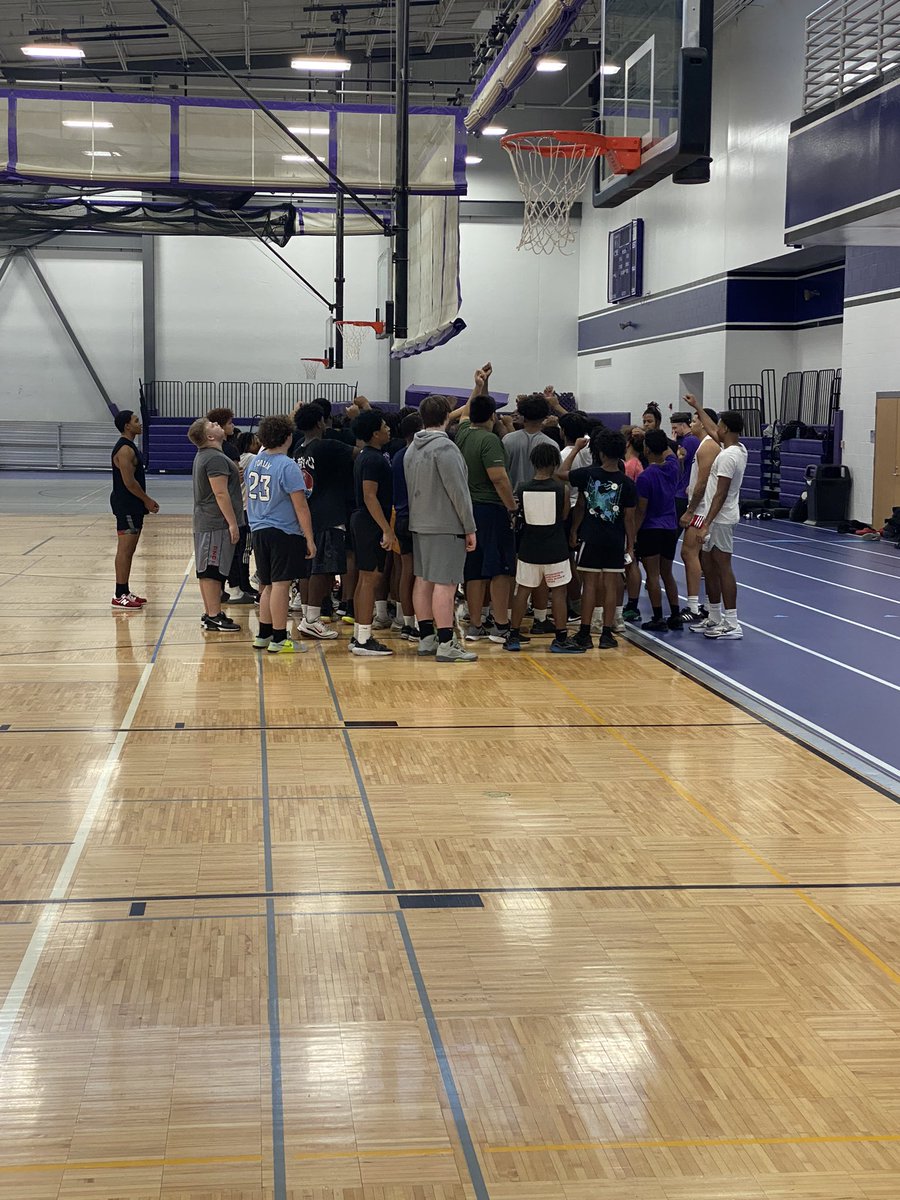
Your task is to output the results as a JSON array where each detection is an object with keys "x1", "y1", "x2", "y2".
[
  {"x1": 488, "y1": 627, "x2": 511, "y2": 644},
  {"x1": 530, "y1": 618, "x2": 556, "y2": 636},
  {"x1": 551, "y1": 637, "x2": 588, "y2": 655},
  {"x1": 128, "y1": 592, "x2": 148, "y2": 606},
  {"x1": 613, "y1": 616, "x2": 627, "y2": 634},
  {"x1": 347, "y1": 637, "x2": 358, "y2": 653},
  {"x1": 598, "y1": 630, "x2": 618, "y2": 650},
  {"x1": 341, "y1": 613, "x2": 356, "y2": 626},
  {"x1": 704, "y1": 621, "x2": 743, "y2": 640},
  {"x1": 372, "y1": 615, "x2": 393, "y2": 630},
  {"x1": 201, "y1": 612, "x2": 240, "y2": 633},
  {"x1": 455, "y1": 602, "x2": 470, "y2": 626},
  {"x1": 220, "y1": 590, "x2": 231, "y2": 604},
  {"x1": 288, "y1": 590, "x2": 305, "y2": 613},
  {"x1": 252, "y1": 634, "x2": 272, "y2": 649},
  {"x1": 391, "y1": 617, "x2": 405, "y2": 633},
  {"x1": 299, "y1": 617, "x2": 339, "y2": 641},
  {"x1": 503, "y1": 631, "x2": 521, "y2": 652},
  {"x1": 567, "y1": 608, "x2": 582, "y2": 625},
  {"x1": 111, "y1": 594, "x2": 143, "y2": 609},
  {"x1": 622, "y1": 605, "x2": 641, "y2": 624},
  {"x1": 573, "y1": 631, "x2": 593, "y2": 650},
  {"x1": 417, "y1": 633, "x2": 439, "y2": 656},
  {"x1": 437, "y1": 638, "x2": 478, "y2": 663},
  {"x1": 465, "y1": 624, "x2": 487, "y2": 641},
  {"x1": 350, "y1": 637, "x2": 393, "y2": 657},
  {"x1": 250, "y1": 573, "x2": 261, "y2": 589},
  {"x1": 400, "y1": 626, "x2": 421, "y2": 641},
  {"x1": 227, "y1": 591, "x2": 256, "y2": 605},
  {"x1": 268, "y1": 638, "x2": 305, "y2": 655},
  {"x1": 680, "y1": 607, "x2": 709, "y2": 625},
  {"x1": 667, "y1": 613, "x2": 684, "y2": 631},
  {"x1": 688, "y1": 615, "x2": 719, "y2": 634},
  {"x1": 641, "y1": 616, "x2": 669, "y2": 632}
]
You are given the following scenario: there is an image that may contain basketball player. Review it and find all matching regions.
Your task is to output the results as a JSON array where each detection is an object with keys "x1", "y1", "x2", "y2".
[
  {"x1": 679, "y1": 400, "x2": 721, "y2": 625},
  {"x1": 110, "y1": 410, "x2": 158, "y2": 609}
]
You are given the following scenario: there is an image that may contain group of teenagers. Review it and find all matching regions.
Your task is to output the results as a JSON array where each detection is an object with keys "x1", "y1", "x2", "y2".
[{"x1": 106, "y1": 365, "x2": 748, "y2": 656}]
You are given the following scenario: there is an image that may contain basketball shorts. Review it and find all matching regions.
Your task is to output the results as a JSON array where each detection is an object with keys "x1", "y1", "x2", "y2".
[
  {"x1": 394, "y1": 513, "x2": 413, "y2": 556},
  {"x1": 412, "y1": 531, "x2": 467, "y2": 586},
  {"x1": 350, "y1": 510, "x2": 387, "y2": 574},
  {"x1": 194, "y1": 527, "x2": 236, "y2": 581},
  {"x1": 252, "y1": 526, "x2": 309, "y2": 585},
  {"x1": 637, "y1": 528, "x2": 679, "y2": 561},
  {"x1": 704, "y1": 520, "x2": 736, "y2": 554},
  {"x1": 577, "y1": 533, "x2": 625, "y2": 574},
  {"x1": 114, "y1": 508, "x2": 144, "y2": 535},
  {"x1": 464, "y1": 503, "x2": 516, "y2": 581},
  {"x1": 307, "y1": 526, "x2": 347, "y2": 577},
  {"x1": 516, "y1": 559, "x2": 572, "y2": 589}
]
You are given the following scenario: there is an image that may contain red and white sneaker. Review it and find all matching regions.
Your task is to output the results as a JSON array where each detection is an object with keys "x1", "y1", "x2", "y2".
[
  {"x1": 128, "y1": 593, "x2": 147, "y2": 606},
  {"x1": 111, "y1": 594, "x2": 144, "y2": 609}
]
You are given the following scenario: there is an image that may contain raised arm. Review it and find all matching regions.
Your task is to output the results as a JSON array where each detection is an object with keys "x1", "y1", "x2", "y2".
[
  {"x1": 448, "y1": 362, "x2": 492, "y2": 422},
  {"x1": 684, "y1": 394, "x2": 720, "y2": 442}
]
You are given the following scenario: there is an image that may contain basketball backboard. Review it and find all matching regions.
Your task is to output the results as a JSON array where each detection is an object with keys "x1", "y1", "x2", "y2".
[{"x1": 592, "y1": 0, "x2": 714, "y2": 208}]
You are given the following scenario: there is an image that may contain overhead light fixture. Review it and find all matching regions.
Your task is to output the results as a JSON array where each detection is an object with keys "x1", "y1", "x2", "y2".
[
  {"x1": 601, "y1": 63, "x2": 620, "y2": 75},
  {"x1": 465, "y1": 154, "x2": 482, "y2": 165},
  {"x1": 282, "y1": 153, "x2": 313, "y2": 163},
  {"x1": 288, "y1": 125, "x2": 329, "y2": 136},
  {"x1": 21, "y1": 42, "x2": 85, "y2": 59},
  {"x1": 84, "y1": 150, "x2": 121, "y2": 158},
  {"x1": 481, "y1": 124, "x2": 507, "y2": 136},
  {"x1": 535, "y1": 57, "x2": 566, "y2": 72},
  {"x1": 63, "y1": 118, "x2": 113, "y2": 129},
  {"x1": 290, "y1": 55, "x2": 351, "y2": 72}
]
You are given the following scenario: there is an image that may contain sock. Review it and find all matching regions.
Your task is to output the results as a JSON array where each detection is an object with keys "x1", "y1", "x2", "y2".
[
  {"x1": 115, "y1": 582, "x2": 130, "y2": 597},
  {"x1": 554, "y1": 627, "x2": 567, "y2": 642},
  {"x1": 481, "y1": 606, "x2": 491, "y2": 622},
  {"x1": 357, "y1": 623, "x2": 372, "y2": 645},
  {"x1": 579, "y1": 623, "x2": 591, "y2": 639},
  {"x1": 688, "y1": 595, "x2": 700, "y2": 614},
  {"x1": 725, "y1": 607, "x2": 738, "y2": 626},
  {"x1": 653, "y1": 605, "x2": 663, "y2": 620},
  {"x1": 437, "y1": 627, "x2": 453, "y2": 644},
  {"x1": 615, "y1": 606, "x2": 623, "y2": 622},
  {"x1": 375, "y1": 600, "x2": 388, "y2": 620},
  {"x1": 534, "y1": 608, "x2": 548, "y2": 622},
  {"x1": 272, "y1": 628, "x2": 287, "y2": 644},
  {"x1": 306, "y1": 605, "x2": 321, "y2": 623},
  {"x1": 258, "y1": 622, "x2": 274, "y2": 639},
  {"x1": 419, "y1": 618, "x2": 435, "y2": 638},
  {"x1": 403, "y1": 613, "x2": 415, "y2": 628},
  {"x1": 510, "y1": 626, "x2": 521, "y2": 637},
  {"x1": 494, "y1": 621, "x2": 510, "y2": 634},
  {"x1": 709, "y1": 602, "x2": 722, "y2": 624},
  {"x1": 592, "y1": 606, "x2": 603, "y2": 624}
]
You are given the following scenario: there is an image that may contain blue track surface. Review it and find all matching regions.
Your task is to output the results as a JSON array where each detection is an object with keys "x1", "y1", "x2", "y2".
[{"x1": 632, "y1": 521, "x2": 900, "y2": 794}]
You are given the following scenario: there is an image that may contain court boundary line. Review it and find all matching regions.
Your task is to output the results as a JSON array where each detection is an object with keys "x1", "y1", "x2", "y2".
[
  {"x1": 734, "y1": 542, "x2": 900, "y2": 586},
  {"x1": 0, "y1": 559, "x2": 192, "y2": 1061},
  {"x1": 739, "y1": 522, "x2": 900, "y2": 563}
]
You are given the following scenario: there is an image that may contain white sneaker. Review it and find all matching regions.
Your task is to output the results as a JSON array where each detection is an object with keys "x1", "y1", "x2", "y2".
[
  {"x1": 299, "y1": 617, "x2": 339, "y2": 641},
  {"x1": 288, "y1": 588, "x2": 305, "y2": 613},
  {"x1": 704, "y1": 621, "x2": 743, "y2": 640},
  {"x1": 417, "y1": 633, "x2": 438, "y2": 656},
  {"x1": 391, "y1": 617, "x2": 405, "y2": 632},
  {"x1": 613, "y1": 616, "x2": 626, "y2": 634},
  {"x1": 688, "y1": 615, "x2": 719, "y2": 634},
  {"x1": 437, "y1": 638, "x2": 478, "y2": 662},
  {"x1": 372, "y1": 615, "x2": 392, "y2": 630}
]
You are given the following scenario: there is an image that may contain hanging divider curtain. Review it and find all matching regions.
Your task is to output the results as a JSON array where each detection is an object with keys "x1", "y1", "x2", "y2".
[{"x1": 391, "y1": 195, "x2": 466, "y2": 359}]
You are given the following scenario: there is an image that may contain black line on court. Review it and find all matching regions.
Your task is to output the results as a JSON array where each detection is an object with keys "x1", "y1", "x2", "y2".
[
  {"x1": 0, "y1": 721, "x2": 758, "y2": 735},
  {"x1": 21, "y1": 536, "x2": 54, "y2": 555},
  {"x1": 344, "y1": 720, "x2": 399, "y2": 728},
  {"x1": 398, "y1": 893, "x2": 485, "y2": 909}
]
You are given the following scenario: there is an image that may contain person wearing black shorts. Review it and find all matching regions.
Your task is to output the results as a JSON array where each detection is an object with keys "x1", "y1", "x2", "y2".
[
  {"x1": 569, "y1": 428, "x2": 637, "y2": 650},
  {"x1": 349, "y1": 410, "x2": 394, "y2": 657},
  {"x1": 392, "y1": 410, "x2": 424, "y2": 639},
  {"x1": 635, "y1": 429, "x2": 683, "y2": 632},
  {"x1": 110, "y1": 410, "x2": 159, "y2": 609}
]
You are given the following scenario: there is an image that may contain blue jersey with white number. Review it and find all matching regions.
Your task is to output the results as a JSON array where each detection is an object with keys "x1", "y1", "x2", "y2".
[{"x1": 246, "y1": 453, "x2": 308, "y2": 534}]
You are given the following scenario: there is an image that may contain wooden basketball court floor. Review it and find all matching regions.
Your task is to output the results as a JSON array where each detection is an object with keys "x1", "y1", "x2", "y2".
[{"x1": 3, "y1": 504, "x2": 900, "y2": 1199}]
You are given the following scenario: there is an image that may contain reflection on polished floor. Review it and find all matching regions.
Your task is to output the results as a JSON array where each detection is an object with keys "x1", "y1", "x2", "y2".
[{"x1": 2, "y1": 507, "x2": 900, "y2": 1199}]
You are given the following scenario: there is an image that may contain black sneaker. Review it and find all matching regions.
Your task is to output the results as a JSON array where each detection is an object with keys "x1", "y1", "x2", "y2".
[
  {"x1": 530, "y1": 618, "x2": 556, "y2": 635},
  {"x1": 573, "y1": 630, "x2": 593, "y2": 650},
  {"x1": 680, "y1": 608, "x2": 708, "y2": 627},
  {"x1": 667, "y1": 612, "x2": 684, "y2": 631},
  {"x1": 350, "y1": 637, "x2": 393, "y2": 657},
  {"x1": 400, "y1": 626, "x2": 421, "y2": 641},
  {"x1": 201, "y1": 612, "x2": 240, "y2": 633},
  {"x1": 220, "y1": 590, "x2": 231, "y2": 604},
  {"x1": 551, "y1": 637, "x2": 588, "y2": 655},
  {"x1": 598, "y1": 630, "x2": 618, "y2": 649},
  {"x1": 641, "y1": 616, "x2": 669, "y2": 632},
  {"x1": 622, "y1": 605, "x2": 641, "y2": 624}
]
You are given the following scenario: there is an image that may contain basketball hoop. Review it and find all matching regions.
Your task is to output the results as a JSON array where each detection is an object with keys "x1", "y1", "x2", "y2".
[
  {"x1": 501, "y1": 130, "x2": 643, "y2": 255},
  {"x1": 301, "y1": 357, "x2": 329, "y2": 380},
  {"x1": 335, "y1": 320, "x2": 385, "y2": 361}
]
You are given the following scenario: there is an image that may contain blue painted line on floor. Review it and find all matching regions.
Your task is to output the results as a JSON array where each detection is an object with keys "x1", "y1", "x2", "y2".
[
  {"x1": 317, "y1": 646, "x2": 490, "y2": 1200},
  {"x1": 256, "y1": 657, "x2": 287, "y2": 1200},
  {"x1": 150, "y1": 570, "x2": 190, "y2": 663}
]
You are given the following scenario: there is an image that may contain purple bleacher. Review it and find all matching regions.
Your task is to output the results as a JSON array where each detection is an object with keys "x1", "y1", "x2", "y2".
[
  {"x1": 779, "y1": 434, "x2": 829, "y2": 505},
  {"x1": 146, "y1": 417, "x2": 196, "y2": 473}
]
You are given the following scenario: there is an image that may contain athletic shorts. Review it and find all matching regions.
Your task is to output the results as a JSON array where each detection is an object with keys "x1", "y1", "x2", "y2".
[
  {"x1": 464, "y1": 502, "x2": 516, "y2": 581},
  {"x1": 350, "y1": 510, "x2": 387, "y2": 574},
  {"x1": 516, "y1": 559, "x2": 572, "y2": 589},
  {"x1": 637, "y1": 528, "x2": 679, "y2": 561},
  {"x1": 253, "y1": 526, "x2": 309, "y2": 585},
  {"x1": 306, "y1": 526, "x2": 347, "y2": 577},
  {"x1": 704, "y1": 520, "x2": 736, "y2": 554},
  {"x1": 114, "y1": 509, "x2": 144, "y2": 535},
  {"x1": 194, "y1": 527, "x2": 236, "y2": 581},
  {"x1": 412, "y1": 531, "x2": 467, "y2": 586},
  {"x1": 394, "y1": 513, "x2": 413, "y2": 556},
  {"x1": 577, "y1": 533, "x2": 625, "y2": 574}
]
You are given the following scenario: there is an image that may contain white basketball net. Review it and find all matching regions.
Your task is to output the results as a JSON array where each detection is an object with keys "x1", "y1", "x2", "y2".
[
  {"x1": 302, "y1": 359, "x2": 321, "y2": 380},
  {"x1": 337, "y1": 322, "x2": 370, "y2": 361},
  {"x1": 504, "y1": 134, "x2": 604, "y2": 255}
]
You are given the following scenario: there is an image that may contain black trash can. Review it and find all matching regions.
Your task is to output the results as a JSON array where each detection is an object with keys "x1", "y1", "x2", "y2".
[{"x1": 805, "y1": 464, "x2": 852, "y2": 525}]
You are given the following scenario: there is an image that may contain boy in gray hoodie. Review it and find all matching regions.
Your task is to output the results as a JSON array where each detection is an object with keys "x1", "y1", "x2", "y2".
[{"x1": 404, "y1": 394, "x2": 479, "y2": 662}]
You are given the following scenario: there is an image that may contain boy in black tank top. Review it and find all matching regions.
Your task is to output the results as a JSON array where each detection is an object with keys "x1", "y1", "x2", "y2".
[{"x1": 110, "y1": 410, "x2": 159, "y2": 609}]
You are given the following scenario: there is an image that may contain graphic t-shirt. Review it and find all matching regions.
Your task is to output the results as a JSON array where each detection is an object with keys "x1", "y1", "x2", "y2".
[
  {"x1": 353, "y1": 445, "x2": 393, "y2": 522},
  {"x1": 455, "y1": 419, "x2": 507, "y2": 505},
  {"x1": 702, "y1": 442, "x2": 748, "y2": 525},
  {"x1": 192, "y1": 447, "x2": 243, "y2": 533},
  {"x1": 246, "y1": 453, "x2": 308, "y2": 535},
  {"x1": 569, "y1": 465, "x2": 636, "y2": 544},
  {"x1": 294, "y1": 437, "x2": 355, "y2": 531},
  {"x1": 516, "y1": 478, "x2": 569, "y2": 565},
  {"x1": 635, "y1": 456, "x2": 679, "y2": 530}
]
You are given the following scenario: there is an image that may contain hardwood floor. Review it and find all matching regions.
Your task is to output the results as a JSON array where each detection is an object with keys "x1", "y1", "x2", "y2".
[{"x1": 1, "y1": 512, "x2": 899, "y2": 1199}]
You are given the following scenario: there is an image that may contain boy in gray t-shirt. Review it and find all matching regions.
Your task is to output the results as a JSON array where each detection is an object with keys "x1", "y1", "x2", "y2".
[{"x1": 188, "y1": 417, "x2": 243, "y2": 633}]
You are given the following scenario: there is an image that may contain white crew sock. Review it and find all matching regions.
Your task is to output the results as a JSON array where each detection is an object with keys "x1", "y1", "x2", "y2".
[
  {"x1": 403, "y1": 613, "x2": 415, "y2": 628},
  {"x1": 356, "y1": 623, "x2": 372, "y2": 645},
  {"x1": 592, "y1": 607, "x2": 603, "y2": 624},
  {"x1": 688, "y1": 595, "x2": 700, "y2": 614},
  {"x1": 306, "y1": 605, "x2": 321, "y2": 624},
  {"x1": 353, "y1": 622, "x2": 359, "y2": 641},
  {"x1": 708, "y1": 602, "x2": 722, "y2": 624},
  {"x1": 534, "y1": 608, "x2": 548, "y2": 622},
  {"x1": 375, "y1": 600, "x2": 388, "y2": 620},
  {"x1": 725, "y1": 608, "x2": 738, "y2": 626},
  {"x1": 481, "y1": 605, "x2": 491, "y2": 623},
  {"x1": 615, "y1": 606, "x2": 624, "y2": 622}
]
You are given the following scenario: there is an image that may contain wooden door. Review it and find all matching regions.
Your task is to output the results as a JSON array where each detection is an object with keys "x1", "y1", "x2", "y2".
[{"x1": 873, "y1": 393, "x2": 900, "y2": 526}]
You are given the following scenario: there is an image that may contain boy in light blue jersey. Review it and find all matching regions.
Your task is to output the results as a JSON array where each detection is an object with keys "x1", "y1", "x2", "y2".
[{"x1": 245, "y1": 414, "x2": 316, "y2": 654}]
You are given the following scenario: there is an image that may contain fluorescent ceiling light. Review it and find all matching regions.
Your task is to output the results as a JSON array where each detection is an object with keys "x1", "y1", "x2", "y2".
[
  {"x1": 288, "y1": 125, "x2": 329, "y2": 135},
  {"x1": 63, "y1": 118, "x2": 113, "y2": 129},
  {"x1": 84, "y1": 150, "x2": 121, "y2": 158},
  {"x1": 282, "y1": 153, "x2": 313, "y2": 163},
  {"x1": 535, "y1": 57, "x2": 566, "y2": 72},
  {"x1": 601, "y1": 63, "x2": 620, "y2": 75},
  {"x1": 481, "y1": 124, "x2": 507, "y2": 136},
  {"x1": 290, "y1": 55, "x2": 351, "y2": 71},
  {"x1": 21, "y1": 42, "x2": 85, "y2": 58},
  {"x1": 465, "y1": 154, "x2": 482, "y2": 165}
]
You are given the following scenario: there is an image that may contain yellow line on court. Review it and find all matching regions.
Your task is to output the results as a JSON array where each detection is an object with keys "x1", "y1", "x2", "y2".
[
  {"x1": 486, "y1": 1133, "x2": 900, "y2": 1154},
  {"x1": 525, "y1": 656, "x2": 900, "y2": 987},
  {"x1": 293, "y1": 1146, "x2": 454, "y2": 1161},
  {"x1": 0, "y1": 1154, "x2": 263, "y2": 1173}
]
